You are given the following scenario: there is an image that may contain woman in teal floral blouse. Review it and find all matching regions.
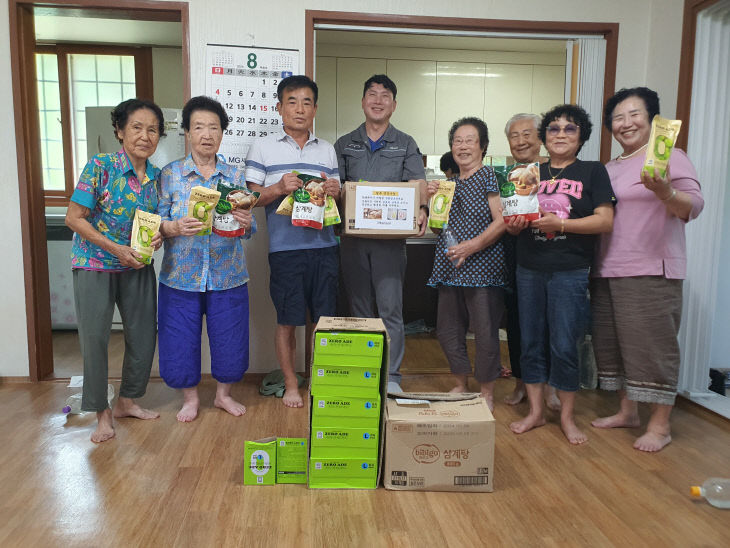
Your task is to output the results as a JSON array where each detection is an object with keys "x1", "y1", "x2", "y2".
[{"x1": 65, "y1": 98, "x2": 165, "y2": 443}]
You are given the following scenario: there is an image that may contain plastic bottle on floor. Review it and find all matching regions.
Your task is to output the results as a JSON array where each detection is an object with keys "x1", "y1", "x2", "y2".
[
  {"x1": 62, "y1": 384, "x2": 115, "y2": 415},
  {"x1": 579, "y1": 334, "x2": 597, "y2": 390},
  {"x1": 690, "y1": 478, "x2": 730, "y2": 508}
]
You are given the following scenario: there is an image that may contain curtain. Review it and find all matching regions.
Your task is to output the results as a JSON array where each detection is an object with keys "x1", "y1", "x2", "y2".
[
  {"x1": 679, "y1": 0, "x2": 730, "y2": 399},
  {"x1": 574, "y1": 37, "x2": 606, "y2": 162}
]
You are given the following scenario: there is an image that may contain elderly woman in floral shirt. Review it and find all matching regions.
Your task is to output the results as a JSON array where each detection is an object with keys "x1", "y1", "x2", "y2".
[
  {"x1": 65, "y1": 98, "x2": 165, "y2": 443},
  {"x1": 157, "y1": 96, "x2": 256, "y2": 422}
]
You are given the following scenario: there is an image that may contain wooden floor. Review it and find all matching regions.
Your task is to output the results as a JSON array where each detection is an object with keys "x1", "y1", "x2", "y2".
[{"x1": 1, "y1": 375, "x2": 729, "y2": 547}]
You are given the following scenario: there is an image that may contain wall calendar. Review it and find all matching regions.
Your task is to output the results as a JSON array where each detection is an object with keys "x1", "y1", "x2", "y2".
[{"x1": 205, "y1": 44, "x2": 299, "y2": 166}]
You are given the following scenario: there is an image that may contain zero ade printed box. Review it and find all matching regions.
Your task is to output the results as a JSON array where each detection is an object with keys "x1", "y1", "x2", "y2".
[
  {"x1": 384, "y1": 394, "x2": 495, "y2": 492},
  {"x1": 310, "y1": 330, "x2": 383, "y2": 397},
  {"x1": 308, "y1": 317, "x2": 390, "y2": 489},
  {"x1": 342, "y1": 181, "x2": 421, "y2": 239}
]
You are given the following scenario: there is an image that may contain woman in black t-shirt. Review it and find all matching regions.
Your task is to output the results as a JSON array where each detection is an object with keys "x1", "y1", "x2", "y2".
[{"x1": 505, "y1": 104, "x2": 616, "y2": 445}]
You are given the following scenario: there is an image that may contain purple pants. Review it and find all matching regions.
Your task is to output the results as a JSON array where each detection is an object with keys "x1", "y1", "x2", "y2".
[{"x1": 158, "y1": 283, "x2": 249, "y2": 388}]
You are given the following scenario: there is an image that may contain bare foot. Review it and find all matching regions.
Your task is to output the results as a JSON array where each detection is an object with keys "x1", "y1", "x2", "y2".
[
  {"x1": 480, "y1": 382, "x2": 495, "y2": 412},
  {"x1": 591, "y1": 413, "x2": 640, "y2": 429},
  {"x1": 91, "y1": 408, "x2": 115, "y2": 443},
  {"x1": 504, "y1": 381, "x2": 526, "y2": 405},
  {"x1": 214, "y1": 395, "x2": 247, "y2": 416},
  {"x1": 113, "y1": 397, "x2": 159, "y2": 420},
  {"x1": 449, "y1": 385, "x2": 468, "y2": 394},
  {"x1": 545, "y1": 386, "x2": 562, "y2": 412},
  {"x1": 510, "y1": 413, "x2": 546, "y2": 434},
  {"x1": 481, "y1": 394, "x2": 495, "y2": 413},
  {"x1": 282, "y1": 387, "x2": 304, "y2": 408},
  {"x1": 177, "y1": 388, "x2": 200, "y2": 422},
  {"x1": 561, "y1": 417, "x2": 588, "y2": 445},
  {"x1": 634, "y1": 430, "x2": 672, "y2": 452}
]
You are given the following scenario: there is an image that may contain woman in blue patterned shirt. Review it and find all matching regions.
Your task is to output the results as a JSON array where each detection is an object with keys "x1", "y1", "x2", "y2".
[
  {"x1": 65, "y1": 98, "x2": 165, "y2": 443},
  {"x1": 158, "y1": 96, "x2": 256, "y2": 422},
  {"x1": 427, "y1": 117, "x2": 507, "y2": 411}
]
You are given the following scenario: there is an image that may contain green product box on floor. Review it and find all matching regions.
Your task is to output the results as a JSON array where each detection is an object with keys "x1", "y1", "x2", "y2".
[
  {"x1": 276, "y1": 438, "x2": 308, "y2": 484},
  {"x1": 308, "y1": 456, "x2": 379, "y2": 489},
  {"x1": 310, "y1": 363, "x2": 381, "y2": 397},
  {"x1": 311, "y1": 393, "x2": 381, "y2": 427},
  {"x1": 310, "y1": 425, "x2": 380, "y2": 458},
  {"x1": 244, "y1": 437, "x2": 276, "y2": 485},
  {"x1": 313, "y1": 331, "x2": 384, "y2": 368}
]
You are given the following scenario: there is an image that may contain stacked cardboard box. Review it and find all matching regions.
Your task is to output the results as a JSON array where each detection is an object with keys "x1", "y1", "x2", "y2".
[{"x1": 309, "y1": 329, "x2": 384, "y2": 489}]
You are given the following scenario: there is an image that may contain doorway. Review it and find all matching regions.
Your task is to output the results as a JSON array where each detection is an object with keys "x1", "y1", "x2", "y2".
[{"x1": 306, "y1": 11, "x2": 619, "y2": 375}]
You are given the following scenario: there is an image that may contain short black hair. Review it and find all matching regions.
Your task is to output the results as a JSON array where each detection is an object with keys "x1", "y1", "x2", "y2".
[
  {"x1": 440, "y1": 151, "x2": 459, "y2": 174},
  {"x1": 363, "y1": 74, "x2": 397, "y2": 100},
  {"x1": 538, "y1": 104, "x2": 592, "y2": 154},
  {"x1": 448, "y1": 117, "x2": 490, "y2": 159},
  {"x1": 603, "y1": 87, "x2": 660, "y2": 131},
  {"x1": 182, "y1": 95, "x2": 229, "y2": 131},
  {"x1": 277, "y1": 75, "x2": 318, "y2": 105},
  {"x1": 111, "y1": 99, "x2": 165, "y2": 144}
]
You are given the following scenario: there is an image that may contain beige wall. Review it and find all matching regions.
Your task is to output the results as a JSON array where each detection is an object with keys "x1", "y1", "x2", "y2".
[
  {"x1": 152, "y1": 47, "x2": 184, "y2": 109},
  {"x1": 1, "y1": 0, "x2": 685, "y2": 377}
]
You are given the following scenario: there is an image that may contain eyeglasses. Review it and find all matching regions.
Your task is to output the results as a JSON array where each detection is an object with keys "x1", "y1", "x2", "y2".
[
  {"x1": 546, "y1": 123, "x2": 579, "y2": 136},
  {"x1": 452, "y1": 137, "x2": 479, "y2": 146}
]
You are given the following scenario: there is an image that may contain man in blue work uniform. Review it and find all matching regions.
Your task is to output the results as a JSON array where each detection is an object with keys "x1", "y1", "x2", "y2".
[{"x1": 334, "y1": 74, "x2": 428, "y2": 392}]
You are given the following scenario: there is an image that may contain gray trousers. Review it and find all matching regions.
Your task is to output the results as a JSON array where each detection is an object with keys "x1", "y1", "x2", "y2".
[
  {"x1": 437, "y1": 286, "x2": 504, "y2": 383},
  {"x1": 340, "y1": 237, "x2": 406, "y2": 383},
  {"x1": 73, "y1": 267, "x2": 157, "y2": 412}
]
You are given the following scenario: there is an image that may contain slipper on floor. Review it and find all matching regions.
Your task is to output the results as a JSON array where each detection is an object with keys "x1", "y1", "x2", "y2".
[{"x1": 259, "y1": 369, "x2": 304, "y2": 398}]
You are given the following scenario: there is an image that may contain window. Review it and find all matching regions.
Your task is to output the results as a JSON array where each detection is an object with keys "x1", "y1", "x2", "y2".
[{"x1": 35, "y1": 45, "x2": 153, "y2": 205}]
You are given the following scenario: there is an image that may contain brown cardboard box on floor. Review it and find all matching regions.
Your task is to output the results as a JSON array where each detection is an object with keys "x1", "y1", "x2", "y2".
[
  {"x1": 384, "y1": 394, "x2": 495, "y2": 492},
  {"x1": 342, "y1": 181, "x2": 421, "y2": 238}
]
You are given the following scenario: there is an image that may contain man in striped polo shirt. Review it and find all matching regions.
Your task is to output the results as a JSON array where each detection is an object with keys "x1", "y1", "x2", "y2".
[{"x1": 246, "y1": 75, "x2": 341, "y2": 408}]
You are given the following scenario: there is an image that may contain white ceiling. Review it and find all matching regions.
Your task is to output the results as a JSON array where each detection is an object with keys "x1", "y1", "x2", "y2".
[
  {"x1": 316, "y1": 30, "x2": 566, "y2": 53},
  {"x1": 34, "y1": 15, "x2": 182, "y2": 47}
]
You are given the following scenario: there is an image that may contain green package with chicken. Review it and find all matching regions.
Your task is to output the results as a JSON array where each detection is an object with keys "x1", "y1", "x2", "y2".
[{"x1": 275, "y1": 172, "x2": 341, "y2": 228}]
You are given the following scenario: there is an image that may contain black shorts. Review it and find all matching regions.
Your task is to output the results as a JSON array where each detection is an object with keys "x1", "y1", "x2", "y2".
[{"x1": 268, "y1": 246, "x2": 339, "y2": 326}]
